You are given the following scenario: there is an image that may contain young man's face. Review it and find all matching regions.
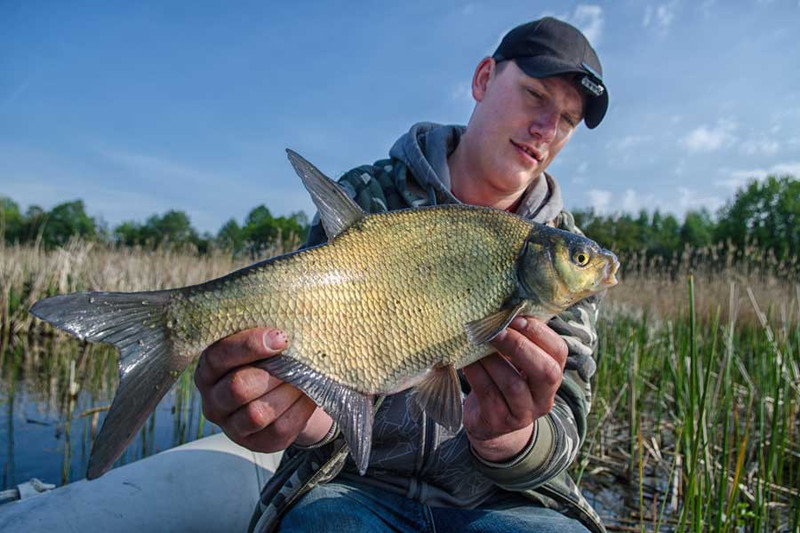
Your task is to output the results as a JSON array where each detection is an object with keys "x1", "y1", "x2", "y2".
[{"x1": 466, "y1": 59, "x2": 585, "y2": 193}]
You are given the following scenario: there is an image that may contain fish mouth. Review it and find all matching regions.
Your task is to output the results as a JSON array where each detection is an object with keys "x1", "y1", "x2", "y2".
[{"x1": 600, "y1": 252, "x2": 620, "y2": 288}]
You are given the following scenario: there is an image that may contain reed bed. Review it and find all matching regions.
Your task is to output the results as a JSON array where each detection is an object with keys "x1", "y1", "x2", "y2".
[
  {"x1": 582, "y1": 270, "x2": 800, "y2": 531},
  {"x1": 1, "y1": 239, "x2": 799, "y2": 531},
  {"x1": 0, "y1": 238, "x2": 298, "y2": 336}
]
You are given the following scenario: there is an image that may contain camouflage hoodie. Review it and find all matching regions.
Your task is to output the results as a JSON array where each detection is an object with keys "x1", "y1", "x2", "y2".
[{"x1": 249, "y1": 123, "x2": 606, "y2": 533}]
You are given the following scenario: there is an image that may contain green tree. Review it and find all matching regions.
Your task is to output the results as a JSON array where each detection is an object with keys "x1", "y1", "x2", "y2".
[
  {"x1": 114, "y1": 210, "x2": 199, "y2": 249},
  {"x1": 41, "y1": 200, "x2": 97, "y2": 248},
  {"x1": 150, "y1": 210, "x2": 195, "y2": 246},
  {"x1": 0, "y1": 196, "x2": 24, "y2": 243},
  {"x1": 242, "y1": 205, "x2": 278, "y2": 255},
  {"x1": 653, "y1": 213, "x2": 680, "y2": 257},
  {"x1": 114, "y1": 221, "x2": 144, "y2": 247},
  {"x1": 716, "y1": 175, "x2": 800, "y2": 259},
  {"x1": 21, "y1": 205, "x2": 47, "y2": 244},
  {"x1": 680, "y1": 209, "x2": 714, "y2": 248},
  {"x1": 217, "y1": 218, "x2": 244, "y2": 253}
]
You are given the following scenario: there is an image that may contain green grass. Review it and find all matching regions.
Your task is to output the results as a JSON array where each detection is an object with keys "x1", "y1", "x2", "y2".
[{"x1": 581, "y1": 277, "x2": 800, "y2": 531}]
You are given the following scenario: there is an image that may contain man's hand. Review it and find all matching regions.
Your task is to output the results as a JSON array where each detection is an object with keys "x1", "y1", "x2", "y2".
[
  {"x1": 194, "y1": 327, "x2": 333, "y2": 452},
  {"x1": 462, "y1": 317, "x2": 568, "y2": 463}
]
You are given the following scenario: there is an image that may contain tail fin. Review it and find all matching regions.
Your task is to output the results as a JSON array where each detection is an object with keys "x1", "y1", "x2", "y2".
[{"x1": 30, "y1": 290, "x2": 190, "y2": 479}]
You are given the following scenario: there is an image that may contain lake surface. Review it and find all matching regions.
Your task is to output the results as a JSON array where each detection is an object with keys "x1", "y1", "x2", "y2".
[{"x1": 0, "y1": 335, "x2": 217, "y2": 490}]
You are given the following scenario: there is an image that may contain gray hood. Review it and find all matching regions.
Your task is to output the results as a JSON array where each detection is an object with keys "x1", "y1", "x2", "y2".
[{"x1": 389, "y1": 122, "x2": 564, "y2": 224}]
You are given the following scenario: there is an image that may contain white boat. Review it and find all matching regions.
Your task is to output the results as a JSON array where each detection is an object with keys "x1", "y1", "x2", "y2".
[{"x1": 0, "y1": 434, "x2": 282, "y2": 532}]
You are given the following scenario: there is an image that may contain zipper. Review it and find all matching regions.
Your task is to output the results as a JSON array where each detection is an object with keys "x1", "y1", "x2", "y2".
[{"x1": 412, "y1": 412, "x2": 435, "y2": 500}]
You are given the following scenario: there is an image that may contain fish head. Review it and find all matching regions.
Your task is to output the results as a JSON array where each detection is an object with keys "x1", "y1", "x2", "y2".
[{"x1": 517, "y1": 225, "x2": 619, "y2": 313}]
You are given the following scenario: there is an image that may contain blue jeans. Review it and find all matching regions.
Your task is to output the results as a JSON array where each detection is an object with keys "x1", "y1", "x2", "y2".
[{"x1": 279, "y1": 480, "x2": 590, "y2": 533}]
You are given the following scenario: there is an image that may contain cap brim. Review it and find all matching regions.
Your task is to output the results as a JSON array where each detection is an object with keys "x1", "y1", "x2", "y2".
[{"x1": 510, "y1": 56, "x2": 609, "y2": 129}]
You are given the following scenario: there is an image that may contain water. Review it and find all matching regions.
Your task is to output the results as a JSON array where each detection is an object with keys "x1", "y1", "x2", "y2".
[{"x1": 0, "y1": 335, "x2": 217, "y2": 490}]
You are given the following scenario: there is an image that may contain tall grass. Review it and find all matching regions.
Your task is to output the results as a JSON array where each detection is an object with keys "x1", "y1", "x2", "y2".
[
  {"x1": 1, "y1": 239, "x2": 798, "y2": 530},
  {"x1": 581, "y1": 261, "x2": 800, "y2": 531},
  {"x1": 0, "y1": 238, "x2": 293, "y2": 335}
]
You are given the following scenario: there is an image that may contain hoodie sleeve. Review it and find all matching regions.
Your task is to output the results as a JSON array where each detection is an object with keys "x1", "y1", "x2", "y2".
[{"x1": 469, "y1": 210, "x2": 602, "y2": 489}]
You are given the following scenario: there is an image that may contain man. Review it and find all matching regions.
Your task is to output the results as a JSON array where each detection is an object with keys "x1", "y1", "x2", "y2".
[{"x1": 195, "y1": 17, "x2": 609, "y2": 533}]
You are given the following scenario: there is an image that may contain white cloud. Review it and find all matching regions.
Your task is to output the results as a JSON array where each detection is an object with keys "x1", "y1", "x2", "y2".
[
  {"x1": 576, "y1": 161, "x2": 589, "y2": 174},
  {"x1": 698, "y1": 0, "x2": 716, "y2": 17},
  {"x1": 739, "y1": 136, "x2": 780, "y2": 156},
  {"x1": 606, "y1": 134, "x2": 654, "y2": 152},
  {"x1": 643, "y1": 1, "x2": 680, "y2": 31},
  {"x1": 566, "y1": 5, "x2": 604, "y2": 46},
  {"x1": 681, "y1": 119, "x2": 737, "y2": 153},
  {"x1": 586, "y1": 189, "x2": 612, "y2": 214},
  {"x1": 674, "y1": 157, "x2": 686, "y2": 176},
  {"x1": 451, "y1": 82, "x2": 473, "y2": 103},
  {"x1": 717, "y1": 161, "x2": 800, "y2": 189},
  {"x1": 621, "y1": 189, "x2": 658, "y2": 213},
  {"x1": 585, "y1": 188, "x2": 657, "y2": 215},
  {"x1": 678, "y1": 187, "x2": 723, "y2": 213}
]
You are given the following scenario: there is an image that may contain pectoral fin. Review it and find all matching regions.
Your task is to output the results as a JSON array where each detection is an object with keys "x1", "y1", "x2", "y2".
[
  {"x1": 464, "y1": 301, "x2": 526, "y2": 345},
  {"x1": 410, "y1": 365, "x2": 463, "y2": 432},
  {"x1": 259, "y1": 354, "x2": 374, "y2": 475},
  {"x1": 286, "y1": 149, "x2": 366, "y2": 240}
]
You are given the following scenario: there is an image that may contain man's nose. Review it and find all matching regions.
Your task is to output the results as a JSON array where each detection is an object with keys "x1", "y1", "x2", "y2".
[{"x1": 529, "y1": 110, "x2": 558, "y2": 143}]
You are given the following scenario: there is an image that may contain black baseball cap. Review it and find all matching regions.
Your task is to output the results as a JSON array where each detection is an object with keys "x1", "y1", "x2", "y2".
[{"x1": 492, "y1": 17, "x2": 609, "y2": 129}]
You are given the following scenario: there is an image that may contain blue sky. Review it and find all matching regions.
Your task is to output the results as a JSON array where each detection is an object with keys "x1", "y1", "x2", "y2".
[{"x1": 2, "y1": 1, "x2": 799, "y2": 234}]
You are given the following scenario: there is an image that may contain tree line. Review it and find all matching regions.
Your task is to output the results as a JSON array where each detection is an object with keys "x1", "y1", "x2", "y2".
[
  {"x1": 1, "y1": 174, "x2": 797, "y2": 265},
  {"x1": 0, "y1": 196, "x2": 309, "y2": 258},
  {"x1": 571, "y1": 175, "x2": 799, "y2": 265}
]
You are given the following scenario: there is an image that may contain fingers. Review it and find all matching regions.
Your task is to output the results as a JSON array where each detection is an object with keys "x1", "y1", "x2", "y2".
[
  {"x1": 239, "y1": 394, "x2": 318, "y2": 453},
  {"x1": 511, "y1": 317, "x2": 569, "y2": 371},
  {"x1": 227, "y1": 383, "x2": 303, "y2": 437},
  {"x1": 491, "y1": 325, "x2": 562, "y2": 416},
  {"x1": 206, "y1": 364, "x2": 283, "y2": 419},
  {"x1": 464, "y1": 355, "x2": 533, "y2": 420},
  {"x1": 462, "y1": 355, "x2": 535, "y2": 439},
  {"x1": 195, "y1": 327, "x2": 288, "y2": 389},
  {"x1": 194, "y1": 327, "x2": 289, "y2": 427}
]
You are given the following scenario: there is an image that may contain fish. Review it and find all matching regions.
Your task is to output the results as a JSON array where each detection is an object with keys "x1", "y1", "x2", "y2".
[{"x1": 30, "y1": 149, "x2": 619, "y2": 479}]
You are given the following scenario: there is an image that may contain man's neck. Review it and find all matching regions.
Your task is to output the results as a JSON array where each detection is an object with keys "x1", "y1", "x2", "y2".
[{"x1": 447, "y1": 136, "x2": 530, "y2": 212}]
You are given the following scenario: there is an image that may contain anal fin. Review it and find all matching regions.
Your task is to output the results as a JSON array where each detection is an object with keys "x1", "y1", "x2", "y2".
[
  {"x1": 259, "y1": 355, "x2": 374, "y2": 475},
  {"x1": 410, "y1": 365, "x2": 462, "y2": 432}
]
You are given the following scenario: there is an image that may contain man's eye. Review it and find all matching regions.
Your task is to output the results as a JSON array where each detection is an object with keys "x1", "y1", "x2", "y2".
[
  {"x1": 527, "y1": 89, "x2": 542, "y2": 99},
  {"x1": 562, "y1": 115, "x2": 577, "y2": 128}
]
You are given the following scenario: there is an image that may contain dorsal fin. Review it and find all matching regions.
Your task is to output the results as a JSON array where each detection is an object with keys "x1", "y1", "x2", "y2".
[{"x1": 286, "y1": 149, "x2": 365, "y2": 240}]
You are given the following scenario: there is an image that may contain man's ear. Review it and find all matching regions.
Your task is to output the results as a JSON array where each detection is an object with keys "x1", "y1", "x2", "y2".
[{"x1": 471, "y1": 57, "x2": 496, "y2": 103}]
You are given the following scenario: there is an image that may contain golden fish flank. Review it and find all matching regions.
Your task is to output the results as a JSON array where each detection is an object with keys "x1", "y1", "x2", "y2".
[
  {"x1": 174, "y1": 206, "x2": 528, "y2": 392},
  {"x1": 30, "y1": 149, "x2": 619, "y2": 479}
]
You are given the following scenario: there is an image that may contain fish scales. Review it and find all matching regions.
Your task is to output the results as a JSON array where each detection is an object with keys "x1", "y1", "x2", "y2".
[{"x1": 172, "y1": 206, "x2": 530, "y2": 393}]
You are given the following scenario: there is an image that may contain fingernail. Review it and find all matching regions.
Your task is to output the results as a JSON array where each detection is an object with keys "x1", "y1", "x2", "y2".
[
  {"x1": 510, "y1": 317, "x2": 527, "y2": 330},
  {"x1": 263, "y1": 329, "x2": 288, "y2": 351}
]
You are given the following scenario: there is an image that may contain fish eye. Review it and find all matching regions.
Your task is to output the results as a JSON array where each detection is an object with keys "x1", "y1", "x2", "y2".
[{"x1": 572, "y1": 249, "x2": 591, "y2": 267}]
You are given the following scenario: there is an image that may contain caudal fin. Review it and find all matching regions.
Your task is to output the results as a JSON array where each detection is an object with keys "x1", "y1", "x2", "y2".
[{"x1": 30, "y1": 290, "x2": 190, "y2": 479}]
